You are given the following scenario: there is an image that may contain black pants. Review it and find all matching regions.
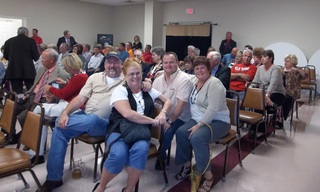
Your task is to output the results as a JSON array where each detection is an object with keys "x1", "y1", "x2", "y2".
[
  {"x1": 282, "y1": 94, "x2": 294, "y2": 120},
  {"x1": 10, "y1": 79, "x2": 34, "y2": 94}
]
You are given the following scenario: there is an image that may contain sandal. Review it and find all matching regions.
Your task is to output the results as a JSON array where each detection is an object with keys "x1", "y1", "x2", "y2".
[
  {"x1": 197, "y1": 177, "x2": 213, "y2": 192},
  {"x1": 92, "y1": 182, "x2": 100, "y2": 192},
  {"x1": 175, "y1": 166, "x2": 191, "y2": 180}
]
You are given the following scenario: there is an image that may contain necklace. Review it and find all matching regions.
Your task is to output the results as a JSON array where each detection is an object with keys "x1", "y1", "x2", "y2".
[
  {"x1": 132, "y1": 92, "x2": 145, "y2": 112},
  {"x1": 190, "y1": 79, "x2": 208, "y2": 104}
]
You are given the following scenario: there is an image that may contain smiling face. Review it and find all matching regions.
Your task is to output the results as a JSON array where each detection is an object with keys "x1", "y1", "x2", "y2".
[
  {"x1": 194, "y1": 64, "x2": 210, "y2": 82},
  {"x1": 125, "y1": 65, "x2": 142, "y2": 88},
  {"x1": 162, "y1": 54, "x2": 178, "y2": 75},
  {"x1": 104, "y1": 57, "x2": 123, "y2": 78}
]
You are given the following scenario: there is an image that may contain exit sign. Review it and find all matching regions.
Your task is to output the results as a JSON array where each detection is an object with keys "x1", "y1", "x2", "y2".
[{"x1": 186, "y1": 8, "x2": 194, "y2": 15}]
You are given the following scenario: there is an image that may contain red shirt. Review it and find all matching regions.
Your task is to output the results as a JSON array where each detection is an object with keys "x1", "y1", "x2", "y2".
[
  {"x1": 32, "y1": 35, "x2": 43, "y2": 45},
  {"x1": 142, "y1": 52, "x2": 153, "y2": 63},
  {"x1": 230, "y1": 63, "x2": 257, "y2": 91}
]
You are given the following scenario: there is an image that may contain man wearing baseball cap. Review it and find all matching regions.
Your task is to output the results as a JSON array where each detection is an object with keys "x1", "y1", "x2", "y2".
[{"x1": 37, "y1": 52, "x2": 151, "y2": 191}]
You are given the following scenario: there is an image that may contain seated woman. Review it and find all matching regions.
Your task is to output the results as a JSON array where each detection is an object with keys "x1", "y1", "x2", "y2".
[
  {"x1": 31, "y1": 53, "x2": 88, "y2": 164},
  {"x1": 175, "y1": 56, "x2": 230, "y2": 192},
  {"x1": 280, "y1": 54, "x2": 307, "y2": 120},
  {"x1": 94, "y1": 58, "x2": 171, "y2": 192},
  {"x1": 252, "y1": 49, "x2": 286, "y2": 128},
  {"x1": 182, "y1": 55, "x2": 195, "y2": 74},
  {"x1": 143, "y1": 46, "x2": 165, "y2": 81}
]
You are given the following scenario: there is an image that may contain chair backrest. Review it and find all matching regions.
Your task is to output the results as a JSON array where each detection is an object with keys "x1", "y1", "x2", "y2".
[
  {"x1": 306, "y1": 65, "x2": 316, "y2": 83},
  {"x1": 18, "y1": 102, "x2": 44, "y2": 154},
  {"x1": 300, "y1": 66, "x2": 312, "y2": 84},
  {"x1": 226, "y1": 90, "x2": 240, "y2": 134},
  {"x1": 0, "y1": 91, "x2": 17, "y2": 136},
  {"x1": 241, "y1": 83, "x2": 265, "y2": 112}
]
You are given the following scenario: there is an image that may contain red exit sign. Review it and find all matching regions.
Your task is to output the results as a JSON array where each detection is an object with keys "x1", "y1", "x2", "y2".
[{"x1": 186, "y1": 8, "x2": 194, "y2": 15}]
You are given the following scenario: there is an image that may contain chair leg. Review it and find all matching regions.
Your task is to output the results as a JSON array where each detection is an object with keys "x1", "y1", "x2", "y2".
[
  {"x1": 92, "y1": 143, "x2": 100, "y2": 183},
  {"x1": 29, "y1": 169, "x2": 42, "y2": 188},
  {"x1": 222, "y1": 144, "x2": 230, "y2": 182},
  {"x1": 69, "y1": 138, "x2": 75, "y2": 170},
  {"x1": 135, "y1": 179, "x2": 139, "y2": 192},
  {"x1": 295, "y1": 100, "x2": 299, "y2": 119},
  {"x1": 236, "y1": 135, "x2": 243, "y2": 167},
  {"x1": 18, "y1": 173, "x2": 30, "y2": 189},
  {"x1": 158, "y1": 155, "x2": 168, "y2": 185}
]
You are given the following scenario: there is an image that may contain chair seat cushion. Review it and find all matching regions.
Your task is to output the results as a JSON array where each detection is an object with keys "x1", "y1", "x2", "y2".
[
  {"x1": 75, "y1": 134, "x2": 105, "y2": 144},
  {"x1": 218, "y1": 129, "x2": 237, "y2": 144},
  {"x1": 0, "y1": 132, "x2": 5, "y2": 145},
  {"x1": 239, "y1": 110, "x2": 263, "y2": 124},
  {"x1": 0, "y1": 148, "x2": 30, "y2": 175}
]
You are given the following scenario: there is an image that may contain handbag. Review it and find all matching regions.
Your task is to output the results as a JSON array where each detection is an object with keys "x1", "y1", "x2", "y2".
[
  {"x1": 190, "y1": 165, "x2": 202, "y2": 192},
  {"x1": 119, "y1": 119, "x2": 151, "y2": 144},
  {"x1": 190, "y1": 123, "x2": 213, "y2": 192}
]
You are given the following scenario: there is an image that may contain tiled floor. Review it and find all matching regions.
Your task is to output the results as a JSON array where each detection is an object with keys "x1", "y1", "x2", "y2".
[{"x1": 1, "y1": 95, "x2": 320, "y2": 192}]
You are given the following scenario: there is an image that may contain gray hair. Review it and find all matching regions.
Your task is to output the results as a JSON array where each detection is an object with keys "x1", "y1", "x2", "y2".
[
  {"x1": 194, "y1": 48, "x2": 200, "y2": 56},
  {"x1": 243, "y1": 49, "x2": 253, "y2": 56},
  {"x1": 151, "y1": 46, "x2": 165, "y2": 59},
  {"x1": 208, "y1": 51, "x2": 221, "y2": 61},
  {"x1": 38, "y1": 44, "x2": 48, "y2": 52},
  {"x1": 63, "y1": 30, "x2": 70, "y2": 36},
  {"x1": 188, "y1": 45, "x2": 195, "y2": 50},
  {"x1": 17, "y1": 27, "x2": 28, "y2": 35},
  {"x1": 46, "y1": 48, "x2": 59, "y2": 62}
]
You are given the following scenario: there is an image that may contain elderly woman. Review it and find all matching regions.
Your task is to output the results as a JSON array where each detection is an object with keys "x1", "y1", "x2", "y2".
[
  {"x1": 175, "y1": 56, "x2": 230, "y2": 192},
  {"x1": 30, "y1": 53, "x2": 88, "y2": 164},
  {"x1": 94, "y1": 58, "x2": 171, "y2": 192},
  {"x1": 144, "y1": 46, "x2": 165, "y2": 81},
  {"x1": 280, "y1": 54, "x2": 307, "y2": 121}
]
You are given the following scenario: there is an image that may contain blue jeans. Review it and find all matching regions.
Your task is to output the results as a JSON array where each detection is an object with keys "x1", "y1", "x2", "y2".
[
  {"x1": 104, "y1": 132, "x2": 150, "y2": 174},
  {"x1": 159, "y1": 118, "x2": 184, "y2": 160},
  {"x1": 46, "y1": 111, "x2": 109, "y2": 181},
  {"x1": 175, "y1": 119, "x2": 230, "y2": 173}
]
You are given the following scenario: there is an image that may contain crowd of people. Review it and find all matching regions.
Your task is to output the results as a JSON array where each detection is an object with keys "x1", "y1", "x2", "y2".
[{"x1": 0, "y1": 27, "x2": 309, "y2": 192}]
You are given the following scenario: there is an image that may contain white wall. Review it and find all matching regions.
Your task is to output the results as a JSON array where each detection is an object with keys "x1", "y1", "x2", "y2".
[
  {"x1": 1, "y1": 0, "x2": 319, "y2": 61},
  {"x1": 0, "y1": 0, "x2": 112, "y2": 48},
  {"x1": 162, "y1": 0, "x2": 320, "y2": 60}
]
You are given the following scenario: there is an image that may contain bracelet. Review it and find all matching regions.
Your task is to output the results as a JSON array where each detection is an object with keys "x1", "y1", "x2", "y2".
[
  {"x1": 161, "y1": 109, "x2": 167, "y2": 114},
  {"x1": 197, "y1": 122, "x2": 203, "y2": 127}
]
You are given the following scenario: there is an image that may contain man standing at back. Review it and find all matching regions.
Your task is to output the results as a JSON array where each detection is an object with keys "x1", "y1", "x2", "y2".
[
  {"x1": 3, "y1": 26, "x2": 40, "y2": 94},
  {"x1": 152, "y1": 52, "x2": 193, "y2": 170},
  {"x1": 57, "y1": 30, "x2": 77, "y2": 53},
  {"x1": 219, "y1": 31, "x2": 237, "y2": 57},
  {"x1": 31, "y1": 28, "x2": 43, "y2": 46}
]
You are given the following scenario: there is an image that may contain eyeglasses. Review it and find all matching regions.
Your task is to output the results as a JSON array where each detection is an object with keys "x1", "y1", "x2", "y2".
[
  {"x1": 127, "y1": 72, "x2": 141, "y2": 78},
  {"x1": 106, "y1": 60, "x2": 121, "y2": 65}
]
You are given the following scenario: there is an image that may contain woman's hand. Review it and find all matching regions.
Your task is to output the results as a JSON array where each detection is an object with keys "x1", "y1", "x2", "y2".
[
  {"x1": 55, "y1": 77, "x2": 67, "y2": 85},
  {"x1": 155, "y1": 112, "x2": 167, "y2": 125},
  {"x1": 163, "y1": 121, "x2": 171, "y2": 132},
  {"x1": 265, "y1": 96, "x2": 273, "y2": 106},
  {"x1": 188, "y1": 124, "x2": 201, "y2": 139},
  {"x1": 44, "y1": 84, "x2": 51, "y2": 93}
]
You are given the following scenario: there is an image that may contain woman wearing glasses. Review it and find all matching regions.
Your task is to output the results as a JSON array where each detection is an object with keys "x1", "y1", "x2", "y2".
[
  {"x1": 93, "y1": 58, "x2": 171, "y2": 192},
  {"x1": 175, "y1": 56, "x2": 230, "y2": 192}
]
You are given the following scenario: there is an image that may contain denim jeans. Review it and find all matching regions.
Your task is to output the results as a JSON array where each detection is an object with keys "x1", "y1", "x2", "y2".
[
  {"x1": 46, "y1": 111, "x2": 109, "y2": 181},
  {"x1": 159, "y1": 118, "x2": 184, "y2": 160},
  {"x1": 175, "y1": 119, "x2": 230, "y2": 173},
  {"x1": 104, "y1": 132, "x2": 150, "y2": 174}
]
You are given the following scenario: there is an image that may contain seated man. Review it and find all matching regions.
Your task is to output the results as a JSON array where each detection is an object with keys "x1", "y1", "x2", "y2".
[
  {"x1": 230, "y1": 49, "x2": 257, "y2": 101},
  {"x1": 86, "y1": 45, "x2": 104, "y2": 76},
  {"x1": 37, "y1": 52, "x2": 152, "y2": 192},
  {"x1": 221, "y1": 47, "x2": 238, "y2": 67},
  {"x1": 9, "y1": 48, "x2": 70, "y2": 144},
  {"x1": 152, "y1": 52, "x2": 193, "y2": 170}
]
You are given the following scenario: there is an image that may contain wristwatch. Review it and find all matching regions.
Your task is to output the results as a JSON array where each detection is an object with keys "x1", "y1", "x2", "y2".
[{"x1": 167, "y1": 118, "x2": 173, "y2": 124}]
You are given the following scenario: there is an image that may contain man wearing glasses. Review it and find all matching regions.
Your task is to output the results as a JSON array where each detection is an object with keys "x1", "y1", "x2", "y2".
[{"x1": 37, "y1": 52, "x2": 151, "y2": 191}]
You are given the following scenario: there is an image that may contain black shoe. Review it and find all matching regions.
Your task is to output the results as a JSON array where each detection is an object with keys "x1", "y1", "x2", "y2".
[
  {"x1": 175, "y1": 165, "x2": 191, "y2": 180},
  {"x1": 275, "y1": 121, "x2": 283, "y2": 129},
  {"x1": 155, "y1": 158, "x2": 165, "y2": 171},
  {"x1": 8, "y1": 132, "x2": 20, "y2": 145},
  {"x1": 36, "y1": 180, "x2": 63, "y2": 192},
  {"x1": 31, "y1": 155, "x2": 45, "y2": 165}
]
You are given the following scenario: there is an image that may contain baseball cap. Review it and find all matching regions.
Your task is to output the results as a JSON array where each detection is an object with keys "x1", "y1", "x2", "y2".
[{"x1": 105, "y1": 51, "x2": 121, "y2": 61}]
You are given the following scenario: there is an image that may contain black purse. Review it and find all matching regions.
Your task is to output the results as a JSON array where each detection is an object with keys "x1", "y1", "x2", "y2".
[{"x1": 119, "y1": 119, "x2": 151, "y2": 144}]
